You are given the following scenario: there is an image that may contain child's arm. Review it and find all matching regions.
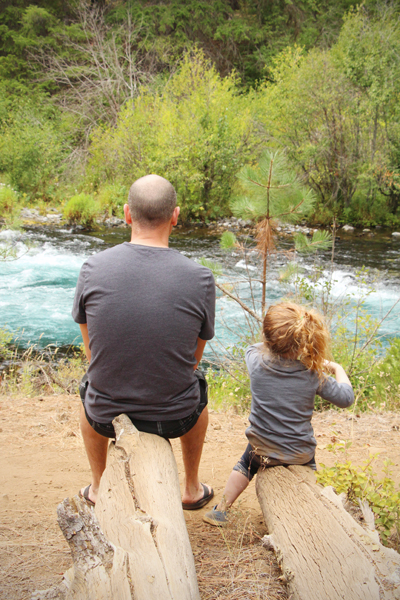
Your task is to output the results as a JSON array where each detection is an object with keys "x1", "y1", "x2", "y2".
[
  {"x1": 323, "y1": 361, "x2": 351, "y2": 387},
  {"x1": 317, "y1": 361, "x2": 354, "y2": 408}
]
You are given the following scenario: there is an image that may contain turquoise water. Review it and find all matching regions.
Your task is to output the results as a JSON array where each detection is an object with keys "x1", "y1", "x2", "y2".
[{"x1": 1, "y1": 226, "x2": 399, "y2": 357}]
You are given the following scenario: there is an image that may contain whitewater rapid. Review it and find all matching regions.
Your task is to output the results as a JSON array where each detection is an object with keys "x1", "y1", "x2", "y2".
[{"x1": 1, "y1": 227, "x2": 399, "y2": 355}]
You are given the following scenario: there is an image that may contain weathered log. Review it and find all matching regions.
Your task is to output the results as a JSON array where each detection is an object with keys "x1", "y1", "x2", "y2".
[
  {"x1": 256, "y1": 465, "x2": 400, "y2": 600},
  {"x1": 33, "y1": 414, "x2": 200, "y2": 600}
]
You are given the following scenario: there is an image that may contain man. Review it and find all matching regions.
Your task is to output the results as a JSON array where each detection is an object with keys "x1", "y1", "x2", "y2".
[{"x1": 72, "y1": 174, "x2": 215, "y2": 509}]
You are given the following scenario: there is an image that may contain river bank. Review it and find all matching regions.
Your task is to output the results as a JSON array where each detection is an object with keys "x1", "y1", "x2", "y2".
[{"x1": 14, "y1": 206, "x2": 400, "y2": 239}]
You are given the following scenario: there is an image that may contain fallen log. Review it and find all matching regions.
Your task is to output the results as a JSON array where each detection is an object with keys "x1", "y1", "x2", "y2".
[
  {"x1": 256, "y1": 464, "x2": 400, "y2": 600},
  {"x1": 33, "y1": 414, "x2": 200, "y2": 600}
]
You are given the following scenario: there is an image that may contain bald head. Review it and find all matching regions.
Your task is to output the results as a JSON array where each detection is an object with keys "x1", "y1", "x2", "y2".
[{"x1": 128, "y1": 174, "x2": 176, "y2": 228}]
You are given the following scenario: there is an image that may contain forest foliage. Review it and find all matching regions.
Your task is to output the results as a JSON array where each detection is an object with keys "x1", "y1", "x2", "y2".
[{"x1": 1, "y1": 0, "x2": 400, "y2": 224}]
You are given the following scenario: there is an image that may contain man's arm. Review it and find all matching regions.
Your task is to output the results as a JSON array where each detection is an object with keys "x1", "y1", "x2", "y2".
[
  {"x1": 194, "y1": 338, "x2": 207, "y2": 370},
  {"x1": 79, "y1": 323, "x2": 91, "y2": 363}
]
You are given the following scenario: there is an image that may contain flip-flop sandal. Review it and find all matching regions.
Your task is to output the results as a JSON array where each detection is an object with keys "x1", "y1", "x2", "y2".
[
  {"x1": 182, "y1": 483, "x2": 214, "y2": 510},
  {"x1": 79, "y1": 484, "x2": 95, "y2": 507}
]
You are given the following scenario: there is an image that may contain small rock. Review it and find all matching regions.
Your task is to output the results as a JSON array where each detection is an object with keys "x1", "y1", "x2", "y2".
[
  {"x1": 362, "y1": 228, "x2": 371, "y2": 233},
  {"x1": 342, "y1": 224, "x2": 355, "y2": 233},
  {"x1": 392, "y1": 231, "x2": 400, "y2": 238},
  {"x1": 64, "y1": 431, "x2": 77, "y2": 437},
  {"x1": 103, "y1": 216, "x2": 126, "y2": 227},
  {"x1": 20, "y1": 208, "x2": 39, "y2": 218},
  {"x1": 46, "y1": 213, "x2": 62, "y2": 223}
]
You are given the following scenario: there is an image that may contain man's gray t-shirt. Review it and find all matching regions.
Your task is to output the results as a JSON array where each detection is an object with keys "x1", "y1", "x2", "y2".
[
  {"x1": 72, "y1": 242, "x2": 215, "y2": 423},
  {"x1": 245, "y1": 343, "x2": 354, "y2": 464}
]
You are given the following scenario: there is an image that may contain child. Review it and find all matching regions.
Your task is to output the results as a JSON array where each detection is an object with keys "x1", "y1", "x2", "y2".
[{"x1": 203, "y1": 301, "x2": 354, "y2": 526}]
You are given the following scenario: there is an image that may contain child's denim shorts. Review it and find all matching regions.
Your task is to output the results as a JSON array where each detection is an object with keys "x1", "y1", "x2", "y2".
[{"x1": 233, "y1": 443, "x2": 317, "y2": 481}]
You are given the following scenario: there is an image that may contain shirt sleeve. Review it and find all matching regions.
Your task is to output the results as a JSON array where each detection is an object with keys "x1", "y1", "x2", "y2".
[
  {"x1": 317, "y1": 376, "x2": 354, "y2": 408},
  {"x1": 198, "y1": 271, "x2": 216, "y2": 340},
  {"x1": 71, "y1": 262, "x2": 88, "y2": 324},
  {"x1": 245, "y1": 344, "x2": 262, "y2": 374}
]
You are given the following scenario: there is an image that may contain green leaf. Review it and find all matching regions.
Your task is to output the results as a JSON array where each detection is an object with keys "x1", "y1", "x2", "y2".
[
  {"x1": 198, "y1": 257, "x2": 223, "y2": 277},
  {"x1": 279, "y1": 261, "x2": 303, "y2": 282},
  {"x1": 295, "y1": 230, "x2": 332, "y2": 254},
  {"x1": 220, "y1": 230, "x2": 237, "y2": 250}
]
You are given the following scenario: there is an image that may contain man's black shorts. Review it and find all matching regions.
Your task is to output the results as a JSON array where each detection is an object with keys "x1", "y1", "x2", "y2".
[{"x1": 79, "y1": 369, "x2": 208, "y2": 440}]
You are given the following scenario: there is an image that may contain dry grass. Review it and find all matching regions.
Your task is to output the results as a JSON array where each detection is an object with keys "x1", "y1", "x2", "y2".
[
  {"x1": 0, "y1": 345, "x2": 86, "y2": 399},
  {"x1": 0, "y1": 509, "x2": 71, "y2": 600},
  {"x1": 0, "y1": 508, "x2": 287, "y2": 600},
  {"x1": 190, "y1": 510, "x2": 288, "y2": 600}
]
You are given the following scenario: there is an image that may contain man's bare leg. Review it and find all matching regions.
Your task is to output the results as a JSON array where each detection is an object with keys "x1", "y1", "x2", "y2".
[
  {"x1": 79, "y1": 404, "x2": 109, "y2": 505},
  {"x1": 180, "y1": 406, "x2": 212, "y2": 504}
]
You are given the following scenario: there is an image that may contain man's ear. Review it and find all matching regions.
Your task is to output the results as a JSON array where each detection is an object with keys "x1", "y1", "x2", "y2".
[
  {"x1": 171, "y1": 206, "x2": 180, "y2": 226},
  {"x1": 124, "y1": 203, "x2": 132, "y2": 225}
]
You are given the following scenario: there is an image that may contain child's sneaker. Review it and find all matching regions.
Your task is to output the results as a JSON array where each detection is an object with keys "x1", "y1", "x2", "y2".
[{"x1": 203, "y1": 505, "x2": 229, "y2": 527}]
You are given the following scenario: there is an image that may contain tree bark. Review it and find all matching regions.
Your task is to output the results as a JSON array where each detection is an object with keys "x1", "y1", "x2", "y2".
[
  {"x1": 256, "y1": 465, "x2": 400, "y2": 600},
  {"x1": 33, "y1": 414, "x2": 200, "y2": 600}
]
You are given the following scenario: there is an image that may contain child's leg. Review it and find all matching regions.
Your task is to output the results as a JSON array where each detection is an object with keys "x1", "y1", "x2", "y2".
[
  {"x1": 204, "y1": 444, "x2": 260, "y2": 525},
  {"x1": 216, "y1": 469, "x2": 250, "y2": 510}
]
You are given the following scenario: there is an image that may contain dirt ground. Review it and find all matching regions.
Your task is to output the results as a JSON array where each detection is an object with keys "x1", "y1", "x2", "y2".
[{"x1": 0, "y1": 393, "x2": 399, "y2": 600}]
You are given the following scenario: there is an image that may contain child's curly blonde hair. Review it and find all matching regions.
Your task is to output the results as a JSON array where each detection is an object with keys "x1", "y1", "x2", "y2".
[{"x1": 262, "y1": 301, "x2": 331, "y2": 379}]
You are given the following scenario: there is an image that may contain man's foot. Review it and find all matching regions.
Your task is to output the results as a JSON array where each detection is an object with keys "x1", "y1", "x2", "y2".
[
  {"x1": 203, "y1": 505, "x2": 229, "y2": 527},
  {"x1": 182, "y1": 483, "x2": 214, "y2": 510},
  {"x1": 79, "y1": 484, "x2": 96, "y2": 507}
]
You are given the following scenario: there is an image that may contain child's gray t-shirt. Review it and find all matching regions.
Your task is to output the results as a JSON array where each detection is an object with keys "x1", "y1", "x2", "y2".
[
  {"x1": 245, "y1": 343, "x2": 354, "y2": 463},
  {"x1": 72, "y1": 242, "x2": 215, "y2": 423}
]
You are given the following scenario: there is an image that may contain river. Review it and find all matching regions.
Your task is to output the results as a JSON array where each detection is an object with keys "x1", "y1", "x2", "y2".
[{"x1": 1, "y1": 224, "x2": 399, "y2": 359}]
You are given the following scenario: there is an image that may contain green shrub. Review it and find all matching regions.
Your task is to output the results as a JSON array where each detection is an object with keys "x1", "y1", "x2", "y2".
[
  {"x1": 0, "y1": 186, "x2": 18, "y2": 215},
  {"x1": 208, "y1": 369, "x2": 251, "y2": 413},
  {"x1": 317, "y1": 455, "x2": 400, "y2": 549},
  {"x1": 0, "y1": 327, "x2": 13, "y2": 360},
  {"x1": 63, "y1": 193, "x2": 100, "y2": 227},
  {"x1": 87, "y1": 51, "x2": 261, "y2": 220},
  {"x1": 96, "y1": 183, "x2": 127, "y2": 218},
  {"x1": 368, "y1": 338, "x2": 400, "y2": 411},
  {"x1": 0, "y1": 96, "x2": 66, "y2": 200}
]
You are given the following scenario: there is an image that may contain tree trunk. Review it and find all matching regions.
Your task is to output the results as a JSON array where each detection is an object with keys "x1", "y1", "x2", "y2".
[
  {"x1": 33, "y1": 414, "x2": 200, "y2": 600},
  {"x1": 256, "y1": 465, "x2": 400, "y2": 600}
]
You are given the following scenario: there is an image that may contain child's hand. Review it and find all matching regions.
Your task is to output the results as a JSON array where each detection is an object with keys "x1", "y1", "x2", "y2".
[
  {"x1": 323, "y1": 360, "x2": 352, "y2": 386},
  {"x1": 323, "y1": 360, "x2": 338, "y2": 374}
]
